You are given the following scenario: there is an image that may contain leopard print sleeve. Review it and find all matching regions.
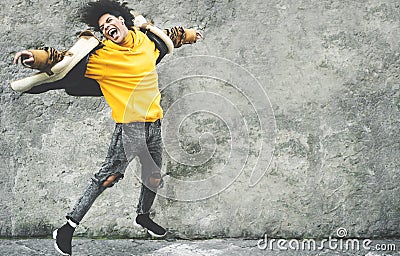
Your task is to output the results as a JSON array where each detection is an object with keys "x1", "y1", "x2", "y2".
[
  {"x1": 38, "y1": 47, "x2": 68, "y2": 66},
  {"x1": 163, "y1": 27, "x2": 198, "y2": 48},
  {"x1": 27, "y1": 47, "x2": 68, "y2": 72}
]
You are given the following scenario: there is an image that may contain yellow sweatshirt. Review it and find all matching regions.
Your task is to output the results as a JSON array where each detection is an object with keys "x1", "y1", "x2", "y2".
[{"x1": 85, "y1": 28, "x2": 162, "y2": 123}]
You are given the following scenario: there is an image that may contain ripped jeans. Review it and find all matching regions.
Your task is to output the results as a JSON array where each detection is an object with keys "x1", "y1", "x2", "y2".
[{"x1": 66, "y1": 120, "x2": 163, "y2": 224}]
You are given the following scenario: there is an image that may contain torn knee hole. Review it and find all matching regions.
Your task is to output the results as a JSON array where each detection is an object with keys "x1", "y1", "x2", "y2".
[{"x1": 102, "y1": 173, "x2": 123, "y2": 187}]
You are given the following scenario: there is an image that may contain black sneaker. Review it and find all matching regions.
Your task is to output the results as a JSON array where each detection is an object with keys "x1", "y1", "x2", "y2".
[
  {"x1": 53, "y1": 222, "x2": 75, "y2": 255},
  {"x1": 135, "y1": 213, "x2": 167, "y2": 237}
]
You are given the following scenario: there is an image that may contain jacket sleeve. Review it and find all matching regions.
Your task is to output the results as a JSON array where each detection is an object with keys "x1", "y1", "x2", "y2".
[
  {"x1": 163, "y1": 27, "x2": 198, "y2": 48},
  {"x1": 26, "y1": 47, "x2": 68, "y2": 71}
]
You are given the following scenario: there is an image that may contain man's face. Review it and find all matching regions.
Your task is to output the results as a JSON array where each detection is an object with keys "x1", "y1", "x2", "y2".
[{"x1": 98, "y1": 13, "x2": 129, "y2": 44}]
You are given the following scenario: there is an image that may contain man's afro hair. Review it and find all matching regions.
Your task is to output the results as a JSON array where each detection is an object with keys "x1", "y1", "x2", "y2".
[{"x1": 80, "y1": 0, "x2": 134, "y2": 31}]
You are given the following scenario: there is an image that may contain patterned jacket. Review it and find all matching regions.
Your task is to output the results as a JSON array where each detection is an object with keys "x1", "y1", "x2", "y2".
[{"x1": 24, "y1": 26, "x2": 198, "y2": 96}]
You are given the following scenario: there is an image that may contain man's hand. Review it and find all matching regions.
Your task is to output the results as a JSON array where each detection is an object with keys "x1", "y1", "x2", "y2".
[{"x1": 13, "y1": 50, "x2": 34, "y2": 66}]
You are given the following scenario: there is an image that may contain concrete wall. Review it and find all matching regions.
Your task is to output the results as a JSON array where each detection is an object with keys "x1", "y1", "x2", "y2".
[{"x1": 0, "y1": 0, "x2": 399, "y2": 239}]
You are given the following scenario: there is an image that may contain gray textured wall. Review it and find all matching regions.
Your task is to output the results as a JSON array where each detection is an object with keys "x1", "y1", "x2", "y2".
[{"x1": 1, "y1": 0, "x2": 399, "y2": 239}]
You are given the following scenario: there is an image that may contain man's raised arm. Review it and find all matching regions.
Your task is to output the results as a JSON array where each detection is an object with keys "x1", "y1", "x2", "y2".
[
  {"x1": 163, "y1": 26, "x2": 203, "y2": 48},
  {"x1": 14, "y1": 47, "x2": 68, "y2": 72}
]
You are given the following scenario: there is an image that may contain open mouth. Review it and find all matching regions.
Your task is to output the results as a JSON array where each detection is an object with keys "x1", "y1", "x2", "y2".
[{"x1": 107, "y1": 28, "x2": 118, "y2": 40}]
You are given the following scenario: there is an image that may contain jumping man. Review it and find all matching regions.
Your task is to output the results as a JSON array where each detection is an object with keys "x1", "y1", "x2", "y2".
[{"x1": 13, "y1": 0, "x2": 202, "y2": 255}]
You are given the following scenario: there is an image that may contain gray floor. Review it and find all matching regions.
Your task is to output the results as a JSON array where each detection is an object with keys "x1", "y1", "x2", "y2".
[{"x1": 0, "y1": 238, "x2": 398, "y2": 256}]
